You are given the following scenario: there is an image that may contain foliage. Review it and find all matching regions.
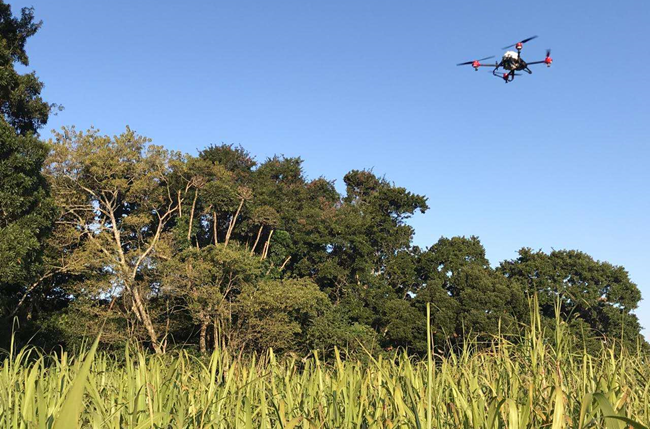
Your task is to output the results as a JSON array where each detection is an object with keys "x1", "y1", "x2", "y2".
[
  {"x1": 44, "y1": 127, "x2": 184, "y2": 353},
  {"x1": 17, "y1": 130, "x2": 643, "y2": 355},
  {"x1": 500, "y1": 248, "x2": 645, "y2": 353},
  {"x1": 0, "y1": 1, "x2": 56, "y2": 345},
  {"x1": 0, "y1": 121, "x2": 54, "y2": 307},
  {"x1": 235, "y1": 278, "x2": 330, "y2": 353},
  {"x1": 414, "y1": 237, "x2": 527, "y2": 350},
  {"x1": 163, "y1": 244, "x2": 263, "y2": 353},
  {"x1": 1, "y1": 303, "x2": 649, "y2": 428},
  {"x1": 0, "y1": 2, "x2": 55, "y2": 134}
]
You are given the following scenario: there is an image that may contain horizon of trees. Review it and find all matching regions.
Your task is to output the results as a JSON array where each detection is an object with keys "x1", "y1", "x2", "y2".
[{"x1": 0, "y1": 1, "x2": 646, "y2": 356}]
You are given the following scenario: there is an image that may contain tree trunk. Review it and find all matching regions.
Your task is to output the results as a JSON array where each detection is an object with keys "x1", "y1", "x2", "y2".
[
  {"x1": 261, "y1": 229, "x2": 274, "y2": 259},
  {"x1": 224, "y1": 198, "x2": 244, "y2": 247},
  {"x1": 213, "y1": 211, "x2": 218, "y2": 245},
  {"x1": 131, "y1": 286, "x2": 162, "y2": 354},
  {"x1": 105, "y1": 204, "x2": 163, "y2": 354},
  {"x1": 250, "y1": 224, "x2": 264, "y2": 256},
  {"x1": 279, "y1": 255, "x2": 291, "y2": 271},
  {"x1": 187, "y1": 189, "x2": 199, "y2": 242},
  {"x1": 200, "y1": 318, "x2": 208, "y2": 354}
]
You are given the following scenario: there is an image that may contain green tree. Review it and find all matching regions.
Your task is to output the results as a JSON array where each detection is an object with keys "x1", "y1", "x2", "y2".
[
  {"x1": 415, "y1": 237, "x2": 526, "y2": 351},
  {"x1": 319, "y1": 170, "x2": 428, "y2": 349},
  {"x1": 163, "y1": 244, "x2": 262, "y2": 353},
  {"x1": 45, "y1": 127, "x2": 185, "y2": 353},
  {"x1": 0, "y1": 121, "x2": 55, "y2": 321},
  {"x1": 499, "y1": 248, "x2": 645, "y2": 351},
  {"x1": 199, "y1": 143, "x2": 256, "y2": 184},
  {"x1": 32, "y1": 125, "x2": 645, "y2": 357},
  {"x1": 0, "y1": 2, "x2": 54, "y2": 134},
  {"x1": 337, "y1": 170, "x2": 427, "y2": 284},
  {"x1": 234, "y1": 278, "x2": 331, "y2": 353},
  {"x1": 0, "y1": 2, "x2": 56, "y2": 343}
]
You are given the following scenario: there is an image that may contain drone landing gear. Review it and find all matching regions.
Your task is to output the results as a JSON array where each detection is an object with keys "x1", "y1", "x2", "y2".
[
  {"x1": 492, "y1": 70, "x2": 512, "y2": 83},
  {"x1": 492, "y1": 67, "x2": 514, "y2": 82}
]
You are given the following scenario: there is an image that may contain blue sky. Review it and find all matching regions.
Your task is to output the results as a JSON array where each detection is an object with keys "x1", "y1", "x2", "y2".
[{"x1": 14, "y1": 0, "x2": 649, "y2": 336}]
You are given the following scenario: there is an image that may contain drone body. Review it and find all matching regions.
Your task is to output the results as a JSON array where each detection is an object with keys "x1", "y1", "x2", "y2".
[
  {"x1": 457, "y1": 36, "x2": 552, "y2": 83},
  {"x1": 501, "y1": 51, "x2": 521, "y2": 70}
]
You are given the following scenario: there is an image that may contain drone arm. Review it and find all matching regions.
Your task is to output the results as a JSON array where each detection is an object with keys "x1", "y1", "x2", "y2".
[
  {"x1": 492, "y1": 63, "x2": 502, "y2": 76},
  {"x1": 528, "y1": 51, "x2": 552, "y2": 67}
]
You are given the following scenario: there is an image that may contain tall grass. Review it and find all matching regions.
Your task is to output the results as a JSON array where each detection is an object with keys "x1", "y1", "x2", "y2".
[{"x1": 1, "y1": 301, "x2": 648, "y2": 428}]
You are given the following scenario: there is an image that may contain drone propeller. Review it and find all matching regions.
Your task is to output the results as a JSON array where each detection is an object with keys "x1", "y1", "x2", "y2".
[
  {"x1": 544, "y1": 49, "x2": 553, "y2": 66},
  {"x1": 456, "y1": 55, "x2": 494, "y2": 66},
  {"x1": 502, "y1": 35, "x2": 538, "y2": 49}
]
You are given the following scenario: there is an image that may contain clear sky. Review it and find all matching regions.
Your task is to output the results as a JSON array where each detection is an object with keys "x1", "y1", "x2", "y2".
[{"x1": 13, "y1": 0, "x2": 649, "y2": 336}]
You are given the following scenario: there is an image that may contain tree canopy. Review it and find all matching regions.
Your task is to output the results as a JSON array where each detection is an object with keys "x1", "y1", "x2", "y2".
[
  {"x1": 25, "y1": 126, "x2": 645, "y2": 355},
  {"x1": 0, "y1": 1, "x2": 56, "y2": 344}
]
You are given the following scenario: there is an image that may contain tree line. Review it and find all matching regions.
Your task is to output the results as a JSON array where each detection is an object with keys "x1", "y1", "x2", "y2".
[{"x1": 0, "y1": 2, "x2": 646, "y2": 356}]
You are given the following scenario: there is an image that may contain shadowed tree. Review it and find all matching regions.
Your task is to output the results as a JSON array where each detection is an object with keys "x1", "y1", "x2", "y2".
[
  {"x1": 0, "y1": 122, "x2": 55, "y2": 323},
  {"x1": 0, "y1": 2, "x2": 56, "y2": 135},
  {"x1": 0, "y1": 2, "x2": 58, "y2": 345},
  {"x1": 199, "y1": 143, "x2": 256, "y2": 184},
  {"x1": 414, "y1": 237, "x2": 526, "y2": 351},
  {"x1": 319, "y1": 170, "x2": 429, "y2": 345},
  {"x1": 499, "y1": 248, "x2": 644, "y2": 351}
]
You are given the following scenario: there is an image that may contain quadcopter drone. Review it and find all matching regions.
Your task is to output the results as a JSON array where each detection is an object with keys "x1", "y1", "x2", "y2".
[{"x1": 457, "y1": 36, "x2": 552, "y2": 83}]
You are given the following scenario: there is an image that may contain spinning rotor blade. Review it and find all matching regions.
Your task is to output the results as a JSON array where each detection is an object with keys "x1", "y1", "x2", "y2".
[
  {"x1": 456, "y1": 55, "x2": 494, "y2": 66},
  {"x1": 502, "y1": 35, "x2": 538, "y2": 49},
  {"x1": 546, "y1": 49, "x2": 551, "y2": 57}
]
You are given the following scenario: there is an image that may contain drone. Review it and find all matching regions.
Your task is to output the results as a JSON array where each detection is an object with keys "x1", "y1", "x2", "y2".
[{"x1": 457, "y1": 36, "x2": 552, "y2": 83}]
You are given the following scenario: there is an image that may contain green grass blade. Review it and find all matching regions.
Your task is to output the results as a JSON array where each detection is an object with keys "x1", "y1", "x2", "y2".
[{"x1": 52, "y1": 334, "x2": 100, "y2": 429}]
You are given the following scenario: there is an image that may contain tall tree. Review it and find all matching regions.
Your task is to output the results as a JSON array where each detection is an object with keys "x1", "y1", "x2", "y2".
[
  {"x1": 0, "y1": 3, "x2": 55, "y2": 134},
  {"x1": 0, "y1": 122, "x2": 55, "y2": 321},
  {"x1": 45, "y1": 127, "x2": 185, "y2": 353},
  {"x1": 321, "y1": 171, "x2": 428, "y2": 335},
  {"x1": 499, "y1": 248, "x2": 644, "y2": 351},
  {"x1": 0, "y1": 2, "x2": 56, "y2": 340},
  {"x1": 415, "y1": 237, "x2": 526, "y2": 350}
]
